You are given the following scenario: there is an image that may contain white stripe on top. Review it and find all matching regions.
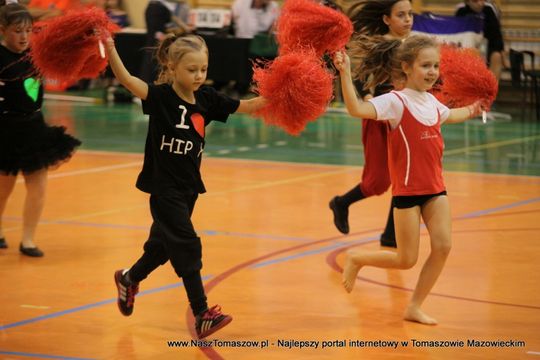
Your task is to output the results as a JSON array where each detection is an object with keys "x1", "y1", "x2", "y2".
[{"x1": 398, "y1": 125, "x2": 411, "y2": 186}]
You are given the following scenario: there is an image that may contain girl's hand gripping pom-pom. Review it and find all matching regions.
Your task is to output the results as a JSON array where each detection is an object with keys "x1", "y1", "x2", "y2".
[
  {"x1": 332, "y1": 50, "x2": 350, "y2": 73},
  {"x1": 30, "y1": 7, "x2": 121, "y2": 82},
  {"x1": 430, "y1": 45, "x2": 498, "y2": 111}
]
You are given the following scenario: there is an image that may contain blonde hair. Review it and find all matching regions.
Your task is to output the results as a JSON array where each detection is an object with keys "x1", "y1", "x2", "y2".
[
  {"x1": 349, "y1": 34, "x2": 439, "y2": 91},
  {"x1": 155, "y1": 34, "x2": 208, "y2": 85}
]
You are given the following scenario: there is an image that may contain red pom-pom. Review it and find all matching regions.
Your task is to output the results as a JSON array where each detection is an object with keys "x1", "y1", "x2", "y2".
[
  {"x1": 432, "y1": 45, "x2": 498, "y2": 109},
  {"x1": 276, "y1": 0, "x2": 353, "y2": 56},
  {"x1": 30, "y1": 8, "x2": 120, "y2": 82},
  {"x1": 252, "y1": 50, "x2": 334, "y2": 135}
]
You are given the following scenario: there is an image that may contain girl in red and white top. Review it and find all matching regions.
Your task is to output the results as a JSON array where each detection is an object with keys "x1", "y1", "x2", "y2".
[{"x1": 333, "y1": 34, "x2": 483, "y2": 325}]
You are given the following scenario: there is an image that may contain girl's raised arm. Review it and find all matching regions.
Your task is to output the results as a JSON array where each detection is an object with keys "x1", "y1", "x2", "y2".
[
  {"x1": 334, "y1": 51, "x2": 378, "y2": 120},
  {"x1": 105, "y1": 37, "x2": 149, "y2": 100}
]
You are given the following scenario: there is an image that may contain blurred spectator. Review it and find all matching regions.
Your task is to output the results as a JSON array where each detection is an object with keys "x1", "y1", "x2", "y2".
[
  {"x1": 173, "y1": 0, "x2": 190, "y2": 31},
  {"x1": 231, "y1": 0, "x2": 279, "y2": 39},
  {"x1": 139, "y1": 1, "x2": 192, "y2": 84},
  {"x1": 214, "y1": 0, "x2": 279, "y2": 97},
  {"x1": 456, "y1": 0, "x2": 504, "y2": 81},
  {"x1": 140, "y1": 0, "x2": 172, "y2": 83},
  {"x1": 105, "y1": 0, "x2": 129, "y2": 28}
]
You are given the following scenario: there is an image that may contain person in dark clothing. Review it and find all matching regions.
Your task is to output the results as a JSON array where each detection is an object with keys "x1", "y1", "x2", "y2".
[
  {"x1": 0, "y1": 3, "x2": 80, "y2": 257},
  {"x1": 140, "y1": 0, "x2": 174, "y2": 83},
  {"x1": 455, "y1": 0, "x2": 504, "y2": 80}
]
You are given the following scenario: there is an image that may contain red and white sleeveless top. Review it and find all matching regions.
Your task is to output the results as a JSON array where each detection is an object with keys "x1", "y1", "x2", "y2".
[{"x1": 388, "y1": 92, "x2": 446, "y2": 196}]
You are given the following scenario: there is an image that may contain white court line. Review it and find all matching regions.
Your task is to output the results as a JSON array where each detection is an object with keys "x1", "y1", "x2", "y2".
[
  {"x1": 63, "y1": 149, "x2": 540, "y2": 180},
  {"x1": 78, "y1": 149, "x2": 143, "y2": 157},
  {"x1": 15, "y1": 161, "x2": 142, "y2": 184},
  {"x1": 44, "y1": 93, "x2": 100, "y2": 103},
  {"x1": 5, "y1": 150, "x2": 539, "y2": 233},
  {"x1": 4, "y1": 159, "x2": 355, "y2": 233},
  {"x1": 306, "y1": 142, "x2": 326, "y2": 148},
  {"x1": 48, "y1": 161, "x2": 142, "y2": 179},
  {"x1": 94, "y1": 149, "x2": 540, "y2": 180},
  {"x1": 527, "y1": 351, "x2": 540, "y2": 356}
]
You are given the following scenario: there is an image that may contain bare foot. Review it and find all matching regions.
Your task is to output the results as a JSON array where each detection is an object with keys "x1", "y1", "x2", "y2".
[
  {"x1": 404, "y1": 306, "x2": 438, "y2": 325},
  {"x1": 342, "y1": 251, "x2": 361, "y2": 293}
]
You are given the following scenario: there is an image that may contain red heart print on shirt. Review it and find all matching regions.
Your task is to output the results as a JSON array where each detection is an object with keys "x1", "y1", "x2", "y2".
[{"x1": 191, "y1": 113, "x2": 205, "y2": 138}]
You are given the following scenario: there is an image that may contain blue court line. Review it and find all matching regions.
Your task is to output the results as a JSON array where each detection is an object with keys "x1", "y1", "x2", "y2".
[
  {"x1": 444, "y1": 157, "x2": 540, "y2": 170},
  {"x1": 0, "y1": 280, "x2": 208, "y2": 332},
  {"x1": 200, "y1": 230, "x2": 310, "y2": 242},
  {"x1": 0, "y1": 351, "x2": 95, "y2": 360},
  {"x1": 1, "y1": 196, "x2": 539, "y2": 340},
  {"x1": 250, "y1": 196, "x2": 540, "y2": 269},
  {"x1": 456, "y1": 197, "x2": 540, "y2": 219},
  {"x1": 0, "y1": 298, "x2": 115, "y2": 331},
  {"x1": 251, "y1": 237, "x2": 377, "y2": 268}
]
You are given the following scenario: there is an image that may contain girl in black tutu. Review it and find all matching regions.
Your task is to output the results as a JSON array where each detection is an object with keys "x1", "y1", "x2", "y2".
[{"x1": 0, "y1": 3, "x2": 81, "y2": 257}]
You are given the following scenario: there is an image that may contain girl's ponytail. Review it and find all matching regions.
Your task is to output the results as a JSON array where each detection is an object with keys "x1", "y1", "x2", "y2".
[{"x1": 349, "y1": 34, "x2": 401, "y2": 91}]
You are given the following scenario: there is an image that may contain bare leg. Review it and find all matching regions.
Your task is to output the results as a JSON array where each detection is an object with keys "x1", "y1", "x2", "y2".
[
  {"x1": 404, "y1": 196, "x2": 452, "y2": 325},
  {"x1": 21, "y1": 169, "x2": 48, "y2": 248},
  {"x1": 0, "y1": 174, "x2": 17, "y2": 240},
  {"x1": 342, "y1": 206, "x2": 422, "y2": 292},
  {"x1": 342, "y1": 251, "x2": 360, "y2": 293}
]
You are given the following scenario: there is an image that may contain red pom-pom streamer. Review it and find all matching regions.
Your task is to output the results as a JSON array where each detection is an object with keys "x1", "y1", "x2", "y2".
[
  {"x1": 253, "y1": 50, "x2": 334, "y2": 135},
  {"x1": 30, "y1": 8, "x2": 120, "y2": 82},
  {"x1": 431, "y1": 45, "x2": 498, "y2": 109},
  {"x1": 276, "y1": 0, "x2": 353, "y2": 56}
]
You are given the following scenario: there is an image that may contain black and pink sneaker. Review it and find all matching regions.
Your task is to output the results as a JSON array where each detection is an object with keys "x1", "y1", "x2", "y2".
[
  {"x1": 114, "y1": 269, "x2": 139, "y2": 316},
  {"x1": 195, "y1": 305, "x2": 232, "y2": 339}
]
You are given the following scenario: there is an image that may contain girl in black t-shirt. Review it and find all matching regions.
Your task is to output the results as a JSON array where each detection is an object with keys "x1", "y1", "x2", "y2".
[
  {"x1": 106, "y1": 33, "x2": 266, "y2": 339},
  {"x1": 0, "y1": 3, "x2": 81, "y2": 257}
]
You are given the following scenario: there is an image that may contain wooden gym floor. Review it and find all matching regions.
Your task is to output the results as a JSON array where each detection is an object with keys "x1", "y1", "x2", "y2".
[{"x1": 0, "y1": 98, "x2": 539, "y2": 359}]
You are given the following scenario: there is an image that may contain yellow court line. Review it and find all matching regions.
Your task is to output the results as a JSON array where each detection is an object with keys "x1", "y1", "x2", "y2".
[
  {"x1": 445, "y1": 134, "x2": 540, "y2": 156},
  {"x1": 4, "y1": 166, "x2": 357, "y2": 231},
  {"x1": 208, "y1": 167, "x2": 354, "y2": 196},
  {"x1": 61, "y1": 167, "x2": 354, "y2": 221},
  {"x1": 20, "y1": 305, "x2": 50, "y2": 309},
  {"x1": 78, "y1": 149, "x2": 360, "y2": 170},
  {"x1": 7, "y1": 141, "x2": 539, "y2": 231}
]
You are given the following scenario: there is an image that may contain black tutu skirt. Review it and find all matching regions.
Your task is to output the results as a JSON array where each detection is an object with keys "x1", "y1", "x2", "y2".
[{"x1": 0, "y1": 111, "x2": 81, "y2": 175}]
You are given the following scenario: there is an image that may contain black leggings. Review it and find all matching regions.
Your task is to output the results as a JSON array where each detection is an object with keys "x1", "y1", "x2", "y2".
[{"x1": 129, "y1": 192, "x2": 207, "y2": 316}]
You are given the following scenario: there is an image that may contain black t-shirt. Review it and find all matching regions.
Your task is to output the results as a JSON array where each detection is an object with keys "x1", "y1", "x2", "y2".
[
  {"x1": 0, "y1": 45, "x2": 43, "y2": 113},
  {"x1": 455, "y1": 5, "x2": 504, "y2": 55},
  {"x1": 137, "y1": 84, "x2": 240, "y2": 195}
]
